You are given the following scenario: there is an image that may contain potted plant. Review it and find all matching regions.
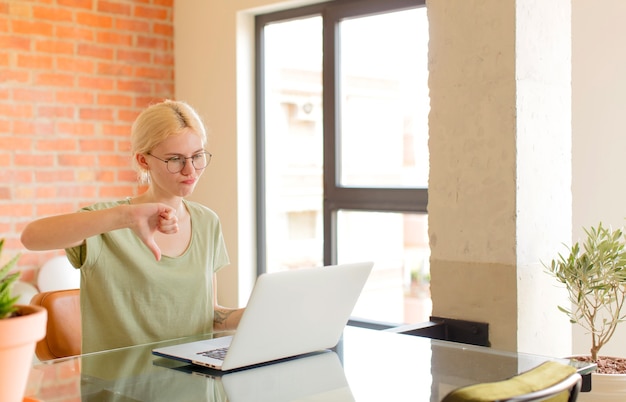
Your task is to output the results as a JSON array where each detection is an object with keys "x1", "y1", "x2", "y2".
[
  {"x1": 0, "y1": 239, "x2": 47, "y2": 402},
  {"x1": 546, "y1": 222, "x2": 626, "y2": 399}
]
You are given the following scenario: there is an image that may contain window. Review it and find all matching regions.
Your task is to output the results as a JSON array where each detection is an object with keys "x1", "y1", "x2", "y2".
[{"x1": 256, "y1": 0, "x2": 429, "y2": 326}]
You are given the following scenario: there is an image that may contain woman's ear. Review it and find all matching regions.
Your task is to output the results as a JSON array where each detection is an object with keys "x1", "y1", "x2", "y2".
[{"x1": 136, "y1": 153, "x2": 149, "y2": 170}]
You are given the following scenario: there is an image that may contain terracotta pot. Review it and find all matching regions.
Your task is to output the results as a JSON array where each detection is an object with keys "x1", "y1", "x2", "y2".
[{"x1": 0, "y1": 305, "x2": 47, "y2": 402}]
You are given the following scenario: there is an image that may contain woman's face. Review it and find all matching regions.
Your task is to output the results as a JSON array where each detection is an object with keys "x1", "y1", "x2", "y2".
[{"x1": 143, "y1": 128, "x2": 207, "y2": 198}]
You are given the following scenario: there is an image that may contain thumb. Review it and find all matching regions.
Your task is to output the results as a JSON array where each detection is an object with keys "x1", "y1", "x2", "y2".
[{"x1": 145, "y1": 237, "x2": 162, "y2": 261}]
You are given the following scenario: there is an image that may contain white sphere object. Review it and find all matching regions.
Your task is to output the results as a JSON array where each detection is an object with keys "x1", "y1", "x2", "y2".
[
  {"x1": 37, "y1": 256, "x2": 80, "y2": 292},
  {"x1": 12, "y1": 281, "x2": 39, "y2": 305}
]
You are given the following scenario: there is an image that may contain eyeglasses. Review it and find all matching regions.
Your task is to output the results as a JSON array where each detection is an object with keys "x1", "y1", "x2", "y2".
[{"x1": 147, "y1": 151, "x2": 212, "y2": 173}]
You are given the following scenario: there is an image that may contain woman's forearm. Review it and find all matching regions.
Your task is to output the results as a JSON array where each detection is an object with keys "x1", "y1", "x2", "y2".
[{"x1": 21, "y1": 206, "x2": 129, "y2": 251}]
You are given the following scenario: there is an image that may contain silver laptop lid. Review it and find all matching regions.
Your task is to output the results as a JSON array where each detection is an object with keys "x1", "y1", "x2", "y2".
[{"x1": 221, "y1": 261, "x2": 373, "y2": 370}]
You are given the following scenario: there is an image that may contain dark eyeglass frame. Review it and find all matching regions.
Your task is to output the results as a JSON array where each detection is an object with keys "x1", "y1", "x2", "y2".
[{"x1": 147, "y1": 151, "x2": 212, "y2": 173}]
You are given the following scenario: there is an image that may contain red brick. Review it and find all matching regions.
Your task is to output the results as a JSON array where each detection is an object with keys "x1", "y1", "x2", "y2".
[
  {"x1": 134, "y1": 5, "x2": 168, "y2": 20},
  {"x1": 34, "y1": 72, "x2": 75, "y2": 87},
  {"x1": 96, "y1": 170, "x2": 116, "y2": 182},
  {"x1": 100, "y1": 185, "x2": 135, "y2": 198},
  {"x1": 137, "y1": 36, "x2": 171, "y2": 50},
  {"x1": 55, "y1": 90, "x2": 94, "y2": 105},
  {"x1": 117, "y1": 139, "x2": 131, "y2": 152},
  {"x1": 55, "y1": 25, "x2": 94, "y2": 41},
  {"x1": 0, "y1": 68, "x2": 30, "y2": 83},
  {"x1": 78, "y1": 76, "x2": 114, "y2": 91},
  {"x1": 57, "y1": 121, "x2": 96, "y2": 136},
  {"x1": 11, "y1": 20, "x2": 54, "y2": 36},
  {"x1": 58, "y1": 154, "x2": 97, "y2": 167},
  {"x1": 12, "y1": 120, "x2": 55, "y2": 136},
  {"x1": 115, "y1": 17, "x2": 149, "y2": 33},
  {"x1": 0, "y1": 34, "x2": 30, "y2": 50},
  {"x1": 36, "y1": 186, "x2": 57, "y2": 198},
  {"x1": 79, "y1": 108, "x2": 114, "y2": 121},
  {"x1": 154, "y1": 53, "x2": 174, "y2": 67},
  {"x1": 57, "y1": 57, "x2": 95, "y2": 74},
  {"x1": 153, "y1": 22, "x2": 173, "y2": 36},
  {"x1": 35, "y1": 170, "x2": 75, "y2": 183},
  {"x1": 154, "y1": 82, "x2": 174, "y2": 95},
  {"x1": 96, "y1": 31, "x2": 132, "y2": 46},
  {"x1": 77, "y1": 43, "x2": 114, "y2": 59},
  {"x1": 32, "y1": 6, "x2": 73, "y2": 23},
  {"x1": 135, "y1": 96, "x2": 166, "y2": 108},
  {"x1": 0, "y1": 120, "x2": 10, "y2": 133},
  {"x1": 118, "y1": 169, "x2": 139, "y2": 182},
  {"x1": 117, "y1": 79, "x2": 151, "y2": 93},
  {"x1": 99, "y1": 154, "x2": 130, "y2": 167},
  {"x1": 154, "y1": 0, "x2": 174, "y2": 7},
  {"x1": 0, "y1": 203, "x2": 33, "y2": 217},
  {"x1": 58, "y1": 0, "x2": 92, "y2": 9},
  {"x1": 97, "y1": 94, "x2": 133, "y2": 107},
  {"x1": 36, "y1": 202, "x2": 77, "y2": 217},
  {"x1": 4, "y1": 2, "x2": 31, "y2": 18},
  {"x1": 97, "y1": 62, "x2": 133, "y2": 76},
  {"x1": 80, "y1": 139, "x2": 115, "y2": 152},
  {"x1": 12, "y1": 88, "x2": 55, "y2": 102},
  {"x1": 58, "y1": 185, "x2": 97, "y2": 198},
  {"x1": 38, "y1": 105, "x2": 76, "y2": 118},
  {"x1": 15, "y1": 153, "x2": 55, "y2": 166},
  {"x1": 103, "y1": 123, "x2": 132, "y2": 136},
  {"x1": 0, "y1": 103, "x2": 33, "y2": 118},
  {"x1": 76, "y1": 12, "x2": 113, "y2": 29},
  {"x1": 17, "y1": 54, "x2": 54, "y2": 69},
  {"x1": 117, "y1": 49, "x2": 151, "y2": 63},
  {"x1": 98, "y1": 1, "x2": 131, "y2": 16},
  {"x1": 135, "y1": 66, "x2": 171, "y2": 80},
  {"x1": 37, "y1": 139, "x2": 77, "y2": 151},
  {"x1": 0, "y1": 136, "x2": 31, "y2": 150},
  {"x1": 34, "y1": 39, "x2": 74, "y2": 54}
]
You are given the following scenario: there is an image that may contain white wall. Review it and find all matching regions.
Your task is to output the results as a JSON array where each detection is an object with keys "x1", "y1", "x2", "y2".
[
  {"x1": 175, "y1": 0, "x2": 626, "y2": 357},
  {"x1": 572, "y1": 0, "x2": 626, "y2": 358}
]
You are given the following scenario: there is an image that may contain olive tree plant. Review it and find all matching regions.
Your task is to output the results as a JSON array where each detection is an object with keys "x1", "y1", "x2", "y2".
[{"x1": 546, "y1": 223, "x2": 626, "y2": 362}]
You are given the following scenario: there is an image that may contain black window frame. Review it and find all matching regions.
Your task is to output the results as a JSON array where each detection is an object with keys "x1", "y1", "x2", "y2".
[{"x1": 255, "y1": 0, "x2": 428, "y2": 277}]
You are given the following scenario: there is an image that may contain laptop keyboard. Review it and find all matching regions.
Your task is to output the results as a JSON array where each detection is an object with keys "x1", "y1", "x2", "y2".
[{"x1": 197, "y1": 347, "x2": 229, "y2": 361}]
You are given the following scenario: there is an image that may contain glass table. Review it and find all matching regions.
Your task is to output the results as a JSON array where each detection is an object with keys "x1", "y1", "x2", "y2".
[{"x1": 25, "y1": 326, "x2": 595, "y2": 401}]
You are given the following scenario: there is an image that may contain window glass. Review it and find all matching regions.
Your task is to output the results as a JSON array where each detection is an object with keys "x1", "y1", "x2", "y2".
[
  {"x1": 337, "y1": 210, "x2": 431, "y2": 323},
  {"x1": 259, "y1": 3, "x2": 430, "y2": 324},
  {"x1": 339, "y1": 9, "x2": 429, "y2": 188}
]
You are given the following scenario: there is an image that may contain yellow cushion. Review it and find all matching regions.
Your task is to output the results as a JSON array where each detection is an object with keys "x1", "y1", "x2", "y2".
[{"x1": 442, "y1": 361, "x2": 576, "y2": 402}]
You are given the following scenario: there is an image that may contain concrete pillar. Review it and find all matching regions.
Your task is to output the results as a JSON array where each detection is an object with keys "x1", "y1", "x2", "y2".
[{"x1": 428, "y1": 0, "x2": 571, "y2": 356}]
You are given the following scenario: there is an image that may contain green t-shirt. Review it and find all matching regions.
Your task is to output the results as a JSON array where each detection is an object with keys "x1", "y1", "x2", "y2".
[{"x1": 65, "y1": 199, "x2": 229, "y2": 353}]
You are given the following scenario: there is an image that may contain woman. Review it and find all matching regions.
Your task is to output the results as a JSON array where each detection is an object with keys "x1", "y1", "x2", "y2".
[{"x1": 21, "y1": 100, "x2": 243, "y2": 353}]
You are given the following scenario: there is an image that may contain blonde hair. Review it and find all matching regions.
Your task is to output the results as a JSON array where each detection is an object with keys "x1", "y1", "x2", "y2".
[{"x1": 131, "y1": 100, "x2": 207, "y2": 183}]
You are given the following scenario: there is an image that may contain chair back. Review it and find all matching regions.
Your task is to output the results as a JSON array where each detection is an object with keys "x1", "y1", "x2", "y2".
[
  {"x1": 442, "y1": 361, "x2": 582, "y2": 402},
  {"x1": 501, "y1": 372, "x2": 581, "y2": 402},
  {"x1": 30, "y1": 288, "x2": 81, "y2": 360}
]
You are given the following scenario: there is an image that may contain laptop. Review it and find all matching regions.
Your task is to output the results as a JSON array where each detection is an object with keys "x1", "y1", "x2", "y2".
[{"x1": 152, "y1": 261, "x2": 373, "y2": 371}]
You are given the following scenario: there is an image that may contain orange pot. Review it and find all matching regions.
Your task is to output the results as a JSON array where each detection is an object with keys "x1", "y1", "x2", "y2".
[{"x1": 0, "y1": 305, "x2": 47, "y2": 402}]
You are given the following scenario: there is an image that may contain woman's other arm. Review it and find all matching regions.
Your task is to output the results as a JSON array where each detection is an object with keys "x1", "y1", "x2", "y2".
[{"x1": 212, "y1": 278, "x2": 245, "y2": 331}]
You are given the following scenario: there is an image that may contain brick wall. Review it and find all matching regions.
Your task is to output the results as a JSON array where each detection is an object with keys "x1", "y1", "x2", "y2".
[{"x1": 0, "y1": 0, "x2": 174, "y2": 283}]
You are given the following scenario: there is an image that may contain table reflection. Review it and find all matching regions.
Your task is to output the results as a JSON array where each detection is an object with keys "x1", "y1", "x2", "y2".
[{"x1": 27, "y1": 326, "x2": 595, "y2": 402}]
